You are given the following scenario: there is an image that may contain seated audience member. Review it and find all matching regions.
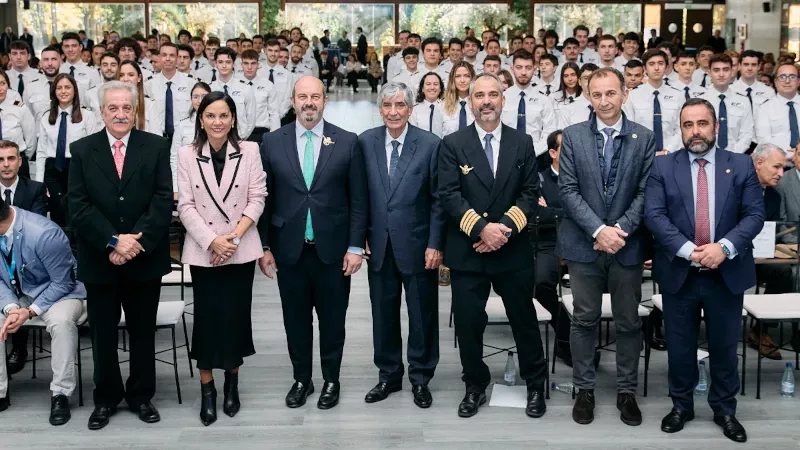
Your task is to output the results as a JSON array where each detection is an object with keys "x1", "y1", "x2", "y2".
[
  {"x1": 778, "y1": 144, "x2": 800, "y2": 351},
  {"x1": 0, "y1": 201, "x2": 87, "y2": 425}
]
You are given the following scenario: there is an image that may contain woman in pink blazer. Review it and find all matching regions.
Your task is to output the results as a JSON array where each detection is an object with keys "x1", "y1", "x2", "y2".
[{"x1": 176, "y1": 91, "x2": 267, "y2": 427}]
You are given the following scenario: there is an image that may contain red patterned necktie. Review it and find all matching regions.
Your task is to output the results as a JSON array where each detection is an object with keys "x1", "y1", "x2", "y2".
[
  {"x1": 112, "y1": 141, "x2": 125, "y2": 179},
  {"x1": 695, "y1": 158, "x2": 710, "y2": 246}
]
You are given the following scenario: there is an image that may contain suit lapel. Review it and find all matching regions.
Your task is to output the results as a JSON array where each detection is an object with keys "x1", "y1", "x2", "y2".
[
  {"x1": 388, "y1": 127, "x2": 417, "y2": 200},
  {"x1": 586, "y1": 122, "x2": 606, "y2": 196},
  {"x1": 220, "y1": 146, "x2": 243, "y2": 202},
  {"x1": 92, "y1": 132, "x2": 120, "y2": 188},
  {"x1": 11, "y1": 178, "x2": 25, "y2": 208},
  {"x1": 374, "y1": 128, "x2": 390, "y2": 197},
  {"x1": 282, "y1": 123, "x2": 307, "y2": 191},
  {"x1": 194, "y1": 143, "x2": 229, "y2": 221},
  {"x1": 487, "y1": 126, "x2": 517, "y2": 208},
  {"x1": 310, "y1": 122, "x2": 337, "y2": 190},
  {"x1": 674, "y1": 150, "x2": 695, "y2": 224},
  {"x1": 789, "y1": 170, "x2": 800, "y2": 215},
  {"x1": 118, "y1": 130, "x2": 143, "y2": 191},
  {"x1": 715, "y1": 150, "x2": 732, "y2": 228},
  {"x1": 12, "y1": 219, "x2": 22, "y2": 282},
  {"x1": 466, "y1": 125, "x2": 494, "y2": 190}
]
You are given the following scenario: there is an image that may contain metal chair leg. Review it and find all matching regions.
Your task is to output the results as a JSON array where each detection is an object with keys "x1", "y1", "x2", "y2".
[
  {"x1": 181, "y1": 313, "x2": 193, "y2": 378},
  {"x1": 38, "y1": 329, "x2": 44, "y2": 353},
  {"x1": 77, "y1": 338, "x2": 84, "y2": 407},
  {"x1": 551, "y1": 306, "x2": 560, "y2": 374},
  {"x1": 741, "y1": 316, "x2": 747, "y2": 396},
  {"x1": 757, "y1": 324, "x2": 763, "y2": 399},
  {"x1": 545, "y1": 324, "x2": 550, "y2": 400},
  {"x1": 31, "y1": 329, "x2": 36, "y2": 379},
  {"x1": 172, "y1": 327, "x2": 182, "y2": 404}
]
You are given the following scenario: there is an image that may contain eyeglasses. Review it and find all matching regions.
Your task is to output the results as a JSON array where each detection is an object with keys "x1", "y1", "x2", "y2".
[{"x1": 777, "y1": 74, "x2": 799, "y2": 81}]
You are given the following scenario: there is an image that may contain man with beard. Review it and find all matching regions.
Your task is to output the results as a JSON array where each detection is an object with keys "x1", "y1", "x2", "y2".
[
  {"x1": 26, "y1": 46, "x2": 64, "y2": 119},
  {"x1": 439, "y1": 73, "x2": 546, "y2": 419},
  {"x1": 257, "y1": 76, "x2": 367, "y2": 411},
  {"x1": 85, "y1": 53, "x2": 120, "y2": 119},
  {"x1": 502, "y1": 50, "x2": 556, "y2": 157},
  {"x1": 644, "y1": 98, "x2": 763, "y2": 443}
]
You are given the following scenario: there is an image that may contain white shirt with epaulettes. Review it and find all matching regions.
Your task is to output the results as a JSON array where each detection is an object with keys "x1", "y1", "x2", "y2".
[
  {"x1": 665, "y1": 78, "x2": 706, "y2": 100},
  {"x1": 557, "y1": 94, "x2": 593, "y2": 129},
  {"x1": 551, "y1": 90, "x2": 580, "y2": 127},
  {"x1": 409, "y1": 99, "x2": 444, "y2": 138},
  {"x1": 622, "y1": 82, "x2": 685, "y2": 152},
  {"x1": 209, "y1": 78, "x2": 256, "y2": 139},
  {"x1": 170, "y1": 113, "x2": 196, "y2": 192},
  {"x1": 730, "y1": 79, "x2": 775, "y2": 110},
  {"x1": 501, "y1": 84, "x2": 557, "y2": 155},
  {"x1": 240, "y1": 76, "x2": 281, "y2": 132},
  {"x1": 260, "y1": 63, "x2": 295, "y2": 119},
  {"x1": 145, "y1": 71, "x2": 196, "y2": 136},
  {"x1": 59, "y1": 61, "x2": 101, "y2": 92},
  {"x1": 441, "y1": 98, "x2": 475, "y2": 136},
  {"x1": 700, "y1": 85, "x2": 754, "y2": 154},
  {"x1": 0, "y1": 95, "x2": 36, "y2": 159},
  {"x1": 754, "y1": 93, "x2": 800, "y2": 159},
  {"x1": 8, "y1": 69, "x2": 52, "y2": 118},
  {"x1": 34, "y1": 104, "x2": 100, "y2": 182}
]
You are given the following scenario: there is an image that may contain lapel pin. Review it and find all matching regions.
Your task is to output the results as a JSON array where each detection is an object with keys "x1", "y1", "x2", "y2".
[
  {"x1": 460, "y1": 165, "x2": 474, "y2": 175},
  {"x1": 632, "y1": 134, "x2": 638, "y2": 139},
  {"x1": 322, "y1": 136, "x2": 335, "y2": 146},
  {"x1": 726, "y1": 169, "x2": 731, "y2": 174}
]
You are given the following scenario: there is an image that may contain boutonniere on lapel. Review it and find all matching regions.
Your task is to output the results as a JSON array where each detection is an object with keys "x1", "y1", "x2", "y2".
[
  {"x1": 460, "y1": 165, "x2": 474, "y2": 175},
  {"x1": 322, "y1": 136, "x2": 335, "y2": 146}
]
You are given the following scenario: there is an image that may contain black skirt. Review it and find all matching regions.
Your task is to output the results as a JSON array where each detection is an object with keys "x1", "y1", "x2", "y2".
[{"x1": 189, "y1": 262, "x2": 256, "y2": 370}]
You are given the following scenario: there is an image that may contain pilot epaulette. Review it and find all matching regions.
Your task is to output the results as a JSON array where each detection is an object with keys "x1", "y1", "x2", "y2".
[
  {"x1": 239, "y1": 79, "x2": 248, "y2": 84},
  {"x1": 146, "y1": 75, "x2": 153, "y2": 81},
  {"x1": 81, "y1": 105, "x2": 93, "y2": 111},
  {"x1": 187, "y1": 73, "x2": 195, "y2": 79},
  {"x1": 13, "y1": 100, "x2": 23, "y2": 107}
]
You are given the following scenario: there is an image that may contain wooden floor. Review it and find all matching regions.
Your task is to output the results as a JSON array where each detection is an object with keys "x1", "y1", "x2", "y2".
[{"x1": 1, "y1": 91, "x2": 800, "y2": 449}]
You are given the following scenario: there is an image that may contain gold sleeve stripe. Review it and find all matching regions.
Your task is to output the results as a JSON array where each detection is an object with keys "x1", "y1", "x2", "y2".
[
  {"x1": 506, "y1": 206, "x2": 527, "y2": 232},
  {"x1": 460, "y1": 209, "x2": 482, "y2": 236}
]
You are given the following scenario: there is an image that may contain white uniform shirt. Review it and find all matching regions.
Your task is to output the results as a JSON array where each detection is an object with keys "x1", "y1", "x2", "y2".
[
  {"x1": 261, "y1": 63, "x2": 294, "y2": 119},
  {"x1": 731, "y1": 79, "x2": 775, "y2": 111},
  {"x1": 442, "y1": 98, "x2": 475, "y2": 136},
  {"x1": 614, "y1": 55, "x2": 640, "y2": 73},
  {"x1": 700, "y1": 85, "x2": 754, "y2": 154},
  {"x1": 170, "y1": 114, "x2": 196, "y2": 191},
  {"x1": 34, "y1": 105, "x2": 99, "y2": 181},
  {"x1": 666, "y1": 78, "x2": 707, "y2": 100},
  {"x1": 191, "y1": 56, "x2": 209, "y2": 72},
  {"x1": 387, "y1": 52, "x2": 404, "y2": 81},
  {"x1": 286, "y1": 61, "x2": 313, "y2": 77},
  {"x1": 501, "y1": 84, "x2": 557, "y2": 155},
  {"x1": 145, "y1": 71, "x2": 196, "y2": 136},
  {"x1": 551, "y1": 90, "x2": 580, "y2": 126},
  {"x1": 692, "y1": 68, "x2": 710, "y2": 88},
  {"x1": 622, "y1": 82, "x2": 685, "y2": 152},
  {"x1": 195, "y1": 65, "x2": 220, "y2": 83},
  {"x1": 755, "y1": 93, "x2": 800, "y2": 159},
  {"x1": 558, "y1": 94, "x2": 593, "y2": 129},
  {"x1": 0, "y1": 96, "x2": 36, "y2": 158},
  {"x1": 395, "y1": 68, "x2": 424, "y2": 97},
  {"x1": 410, "y1": 99, "x2": 444, "y2": 138},
  {"x1": 240, "y1": 76, "x2": 281, "y2": 132},
  {"x1": 578, "y1": 48, "x2": 599, "y2": 65},
  {"x1": 59, "y1": 61, "x2": 101, "y2": 92},
  {"x1": 209, "y1": 77, "x2": 256, "y2": 139}
]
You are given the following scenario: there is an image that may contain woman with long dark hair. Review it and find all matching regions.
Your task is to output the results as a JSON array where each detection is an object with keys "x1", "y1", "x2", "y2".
[
  {"x1": 552, "y1": 62, "x2": 582, "y2": 121},
  {"x1": 176, "y1": 91, "x2": 266, "y2": 427},
  {"x1": 410, "y1": 72, "x2": 444, "y2": 137},
  {"x1": 35, "y1": 73, "x2": 99, "y2": 225}
]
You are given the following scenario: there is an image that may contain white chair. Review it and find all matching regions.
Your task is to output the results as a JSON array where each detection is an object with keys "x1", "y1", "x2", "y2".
[
  {"x1": 119, "y1": 300, "x2": 188, "y2": 404},
  {"x1": 648, "y1": 294, "x2": 749, "y2": 395},
  {"x1": 557, "y1": 293, "x2": 651, "y2": 396},
  {"x1": 742, "y1": 294, "x2": 800, "y2": 398}
]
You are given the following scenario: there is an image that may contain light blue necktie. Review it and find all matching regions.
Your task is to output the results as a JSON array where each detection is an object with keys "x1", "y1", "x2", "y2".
[
  {"x1": 602, "y1": 127, "x2": 615, "y2": 182},
  {"x1": 302, "y1": 130, "x2": 315, "y2": 241},
  {"x1": 483, "y1": 133, "x2": 494, "y2": 174},
  {"x1": 0, "y1": 235, "x2": 8, "y2": 256}
]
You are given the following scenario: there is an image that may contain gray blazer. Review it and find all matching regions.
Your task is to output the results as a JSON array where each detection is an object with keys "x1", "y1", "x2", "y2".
[
  {"x1": 556, "y1": 115, "x2": 656, "y2": 266},
  {"x1": 778, "y1": 168, "x2": 800, "y2": 244},
  {"x1": 0, "y1": 208, "x2": 86, "y2": 314}
]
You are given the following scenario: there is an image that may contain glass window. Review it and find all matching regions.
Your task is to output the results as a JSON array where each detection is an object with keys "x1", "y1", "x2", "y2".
[
  {"x1": 399, "y1": 4, "x2": 515, "y2": 41},
  {"x1": 150, "y1": 3, "x2": 259, "y2": 41},
  {"x1": 533, "y1": 4, "x2": 642, "y2": 42},
  {"x1": 18, "y1": 2, "x2": 145, "y2": 55},
  {"x1": 282, "y1": 4, "x2": 394, "y2": 52}
]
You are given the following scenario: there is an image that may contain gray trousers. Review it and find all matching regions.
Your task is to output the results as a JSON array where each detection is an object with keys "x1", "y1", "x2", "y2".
[
  {"x1": 0, "y1": 299, "x2": 85, "y2": 398},
  {"x1": 567, "y1": 255, "x2": 643, "y2": 393}
]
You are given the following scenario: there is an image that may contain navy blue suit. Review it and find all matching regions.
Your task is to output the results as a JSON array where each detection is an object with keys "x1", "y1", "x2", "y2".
[
  {"x1": 644, "y1": 148, "x2": 764, "y2": 416},
  {"x1": 258, "y1": 120, "x2": 368, "y2": 383},
  {"x1": 360, "y1": 124, "x2": 443, "y2": 386}
]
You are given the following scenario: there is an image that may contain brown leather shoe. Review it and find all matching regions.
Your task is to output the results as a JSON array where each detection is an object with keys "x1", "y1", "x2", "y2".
[
  {"x1": 439, "y1": 266, "x2": 451, "y2": 286},
  {"x1": 748, "y1": 330, "x2": 782, "y2": 360}
]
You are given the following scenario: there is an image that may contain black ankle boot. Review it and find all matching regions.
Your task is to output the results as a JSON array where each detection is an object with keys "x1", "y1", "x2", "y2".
[
  {"x1": 200, "y1": 380, "x2": 217, "y2": 426},
  {"x1": 223, "y1": 371, "x2": 240, "y2": 417}
]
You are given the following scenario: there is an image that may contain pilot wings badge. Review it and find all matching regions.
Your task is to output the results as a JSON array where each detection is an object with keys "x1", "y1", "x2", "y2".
[{"x1": 460, "y1": 165, "x2": 474, "y2": 175}]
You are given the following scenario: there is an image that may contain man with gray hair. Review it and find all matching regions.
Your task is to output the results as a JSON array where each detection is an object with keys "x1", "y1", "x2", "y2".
[
  {"x1": 439, "y1": 73, "x2": 546, "y2": 419},
  {"x1": 68, "y1": 80, "x2": 173, "y2": 430},
  {"x1": 358, "y1": 81, "x2": 443, "y2": 408}
]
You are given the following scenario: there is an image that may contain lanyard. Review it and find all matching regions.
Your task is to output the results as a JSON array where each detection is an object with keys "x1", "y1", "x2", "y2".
[{"x1": 1, "y1": 247, "x2": 16, "y2": 286}]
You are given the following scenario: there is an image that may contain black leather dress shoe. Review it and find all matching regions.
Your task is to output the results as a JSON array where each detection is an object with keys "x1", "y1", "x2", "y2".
[
  {"x1": 200, "y1": 380, "x2": 217, "y2": 426},
  {"x1": 364, "y1": 382, "x2": 401, "y2": 403},
  {"x1": 6, "y1": 348, "x2": 27, "y2": 375},
  {"x1": 457, "y1": 392, "x2": 486, "y2": 418},
  {"x1": 572, "y1": 389, "x2": 595, "y2": 425},
  {"x1": 0, "y1": 393, "x2": 9, "y2": 412},
  {"x1": 412, "y1": 385, "x2": 432, "y2": 408},
  {"x1": 286, "y1": 381, "x2": 314, "y2": 408},
  {"x1": 223, "y1": 371, "x2": 240, "y2": 417},
  {"x1": 651, "y1": 326, "x2": 667, "y2": 351},
  {"x1": 617, "y1": 393, "x2": 642, "y2": 426},
  {"x1": 87, "y1": 406, "x2": 116, "y2": 430},
  {"x1": 660, "y1": 408, "x2": 694, "y2": 433},
  {"x1": 714, "y1": 415, "x2": 747, "y2": 443},
  {"x1": 49, "y1": 394, "x2": 71, "y2": 426},
  {"x1": 525, "y1": 390, "x2": 546, "y2": 418},
  {"x1": 130, "y1": 401, "x2": 160, "y2": 423},
  {"x1": 317, "y1": 381, "x2": 340, "y2": 410}
]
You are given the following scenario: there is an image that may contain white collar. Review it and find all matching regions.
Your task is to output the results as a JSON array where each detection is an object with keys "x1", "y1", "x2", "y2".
[
  {"x1": 595, "y1": 116, "x2": 623, "y2": 134},
  {"x1": 106, "y1": 130, "x2": 131, "y2": 149},
  {"x1": 475, "y1": 122, "x2": 502, "y2": 143},
  {"x1": 385, "y1": 125, "x2": 409, "y2": 147},
  {"x1": 295, "y1": 120, "x2": 325, "y2": 140}
]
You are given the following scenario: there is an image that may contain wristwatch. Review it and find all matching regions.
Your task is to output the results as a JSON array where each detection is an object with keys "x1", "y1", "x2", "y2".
[
  {"x1": 232, "y1": 237, "x2": 241, "y2": 245},
  {"x1": 107, "y1": 235, "x2": 119, "y2": 249},
  {"x1": 26, "y1": 307, "x2": 36, "y2": 319},
  {"x1": 503, "y1": 230, "x2": 512, "y2": 238},
  {"x1": 719, "y1": 242, "x2": 731, "y2": 258}
]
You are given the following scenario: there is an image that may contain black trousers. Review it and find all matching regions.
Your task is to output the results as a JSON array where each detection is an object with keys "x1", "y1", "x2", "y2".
[
  {"x1": 246, "y1": 127, "x2": 270, "y2": 145},
  {"x1": 85, "y1": 279, "x2": 161, "y2": 408},
  {"x1": 275, "y1": 244, "x2": 351, "y2": 382},
  {"x1": 43, "y1": 157, "x2": 69, "y2": 226},
  {"x1": 367, "y1": 74, "x2": 380, "y2": 89},
  {"x1": 367, "y1": 241, "x2": 439, "y2": 386},
  {"x1": 346, "y1": 71, "x2": 359, "y2": 87},
  {"x1": 451, "y1": 267, "x2": 546, "y2": 393},
  {"x1": 535, "y1": 247, "x2": 571, "y2": 343},
  {"x1": 663, "y1": 270, "x2": 742, "y2": 416}
]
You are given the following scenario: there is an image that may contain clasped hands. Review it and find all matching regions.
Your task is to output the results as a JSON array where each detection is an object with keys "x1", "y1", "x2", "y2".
[
  {"x1": 209, "y1": 233, "x2": 239, "y2": 266},
  {"x1": 474, "y1": 223, "x2": 512, "y2": 253},
  {"x1": 108, "y1": 232, "x2": 144, "y2": 266},
  {"x1": 593, "y1": 226, "x2": 628, "y2": 254},
  {"x1": 689, "y1": 243, "x2": 726, "y2": 269},
  {"x1": 0, "y1": 307, "x2": 31, "y2": 340}
]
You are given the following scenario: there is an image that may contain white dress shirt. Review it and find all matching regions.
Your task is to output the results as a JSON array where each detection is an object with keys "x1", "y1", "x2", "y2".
[
  {"x1": 59, "y1": 61, "x2": 101, "y2": 92},
  {"x1": 613, "y1": 55, "x2": 639, "y2": 73},
  {"x1": 106, "y1": 130, "x2": 131, "y2": 156},
  {"x1": 145, "y1": 71, "x2": 196, "y2": 136},
  {"x1": 558, "y1": 94, "x2": 593, "y2": 129},
  {"x1": 410, "y1": 99, "x2": 444, "y2": 138},
  {"x1": 692, "y1": 68, "x2": 710, "y2": 88},
  {"x1": 731, "y1": 79, "x2": 775, "y2": 111},
  {"x1": 592, "y1": 115, "x2": 623, "y2": 238},
  {"x1": 35, "y1": 105, "x2": 100, "y2": 182},
  {"x1": 474, "y1": 122, "x2": 502, "y2": 176},
  {"x1": 261, "y1": 62, "x2": 294, "y2": 118},
  {"x1": 395, "y1": 68, "x2": 424, "y2": 97},
  {"x1": 0, "y1": 177, "x2": 19, "y2": 205},
  {"x1": 170, "y1": 113, "x2": 196, "y2": 192},
  {"x1": 622, "y1": 81, "x2": 685, "y2": 152},
  {"x1": 209, "y1": 77, "x2": 256, "y2": 139},
  {"x1": 700, "y1": 85, "x2": 754, "y2": 154},
  {"x1": 240, "y1": 76, "x2": 281, "y2": 132},
  {"x1": 384, "y1": 125, "x2": 408, "y2": 176},
  {"x1": 0, "y1": 96, "x2": 37, "y2": 159},
  {"x1": 501, "y1": 84, "x2": 557, "y2": 155},
  {"x1": 442, "y1": 97, "x2": 475, "y2": 136},
  {"x1": 755, "y1": 92, "x2": 800, "y2": 159},
  {"x1": 667, "y1": 78, "x2": 707, "y2": 100}
]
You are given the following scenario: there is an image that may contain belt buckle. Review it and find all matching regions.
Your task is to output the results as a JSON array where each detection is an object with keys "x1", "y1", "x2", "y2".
[{"x1": 304, "y1": 238, "x2": 315, "y2": 244}]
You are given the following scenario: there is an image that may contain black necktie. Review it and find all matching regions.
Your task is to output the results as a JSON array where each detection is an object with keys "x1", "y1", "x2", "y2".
[
  {"x1": 165, "y1": 81, "x2": 174, "y2": 137},
  {"x1": 195, "y1": 60, "x2": 199, "y2": 70},
  {"x1": 701, "y1": 72, "x2": 707, "y2": 88},
  {"x1": 248, "y1": 81, "x2": 253, "y2": 86},
  {"x1": 223, "y1": 85, "x2": 229, "y2": 96},
  {"x1": 746, "y1": 87, "x2": 753, "y2": 110},
  {"x1": 653, "y1": 90, "x2": 663, "y2": 150},
  {"x1": 684, "y1": 86, "x2": 690, "y2": 101},
  {"x1": 17, "y1": 74, "x2": 23, "y2": 97},
  {"x1": 789, "y1": 101, "x2": 799, "y2": 149},
  {"x1": 718, "y1": 94, "x2": 728, "y2": 150},
  {"x1": 3, "y1": 189, "x2": 10, "y2": 206},
  {"x1": 545, "y1": 84, "x2": 551, "y2": 96},
  {"x1": 292, "y1": 66, "x2": 297, "y2": 73},
  {"x1": 69, "y1": 65, "x2": 75, "y2": 77},
  {"x1": 579, "y1": 53, "x2": 584, "y2": 63},
  {"x1": 211, "y1": 69, "x2": 217, "y2": 82},
  {"x1": 429, "y1": 104, "x2": 434, "y2": 132},
  {"x1": 55, "y1": 111, "x2": 68, "y2": 171},
  {"x1": 269, "y1": 68, "x2": 274, "y2": 83},
  {"x1": 459, "y1": 100, "x2": 467, "y2": 130}
]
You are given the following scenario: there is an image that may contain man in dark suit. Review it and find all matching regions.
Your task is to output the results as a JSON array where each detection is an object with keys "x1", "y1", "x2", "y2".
[
  {"x1": 68, "y1": 81, "x2": 173, "y2": 430},
  {"x1": 358, "y1": 82, "x2": 443, "y2": 408},
  {"x1": 258, "y1": 76, "x2": 367, "y2": 411},
  {"x1": 439, "y1": 73, "x2": 547, "y2": 419},
  {"x1": 0, "y1": 140, "x2": 48, "y2": 376},
  {"x1": 78, "y1": 30, "x2": 94, "y2": 50},
  {"x1": 645, "y1": 98, "x2": 764, "y2": 443},
  {"x1": 557, "y1": 67, "x2": 655, "y2": 427},
  {"x1": 20, "y1": 28, "x2": 34, "y2": 55},
  {"x1": 646, "y1": 29, "x2": 663, "y2": 50},
  {"x1": 356, "y1": 27, "x2": 368, "y2": 65}
]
